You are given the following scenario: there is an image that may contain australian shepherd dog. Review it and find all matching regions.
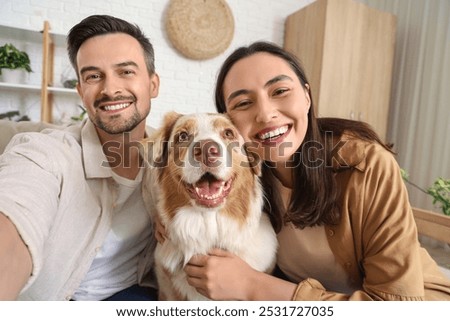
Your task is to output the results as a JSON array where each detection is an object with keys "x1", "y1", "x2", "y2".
[{"x1": 141, "y1": 112, "x2": 277, "y2": 300}]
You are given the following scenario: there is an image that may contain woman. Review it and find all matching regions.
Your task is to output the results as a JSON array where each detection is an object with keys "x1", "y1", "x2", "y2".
[{"x1": 184, "y1": 41, "x2": 450, "y2": 300}]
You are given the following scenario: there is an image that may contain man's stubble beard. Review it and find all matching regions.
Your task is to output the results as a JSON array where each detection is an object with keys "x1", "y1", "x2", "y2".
[{"x1": 92, "y1": 103, "x2": 151, "y2": 135}]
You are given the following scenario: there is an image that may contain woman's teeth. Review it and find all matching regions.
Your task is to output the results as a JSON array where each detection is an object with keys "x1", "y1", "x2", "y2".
[
  {"x1": 259, "y1": 125, "x2": 289, "y2": 140},
  {"x1": 102, "y1": 103, "x2": 130, "y2": 111}
]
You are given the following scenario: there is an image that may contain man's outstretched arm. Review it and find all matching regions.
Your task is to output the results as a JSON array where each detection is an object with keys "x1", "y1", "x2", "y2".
[{"x1": 0, "y1": 212, "x2": 32, "y2": 300}]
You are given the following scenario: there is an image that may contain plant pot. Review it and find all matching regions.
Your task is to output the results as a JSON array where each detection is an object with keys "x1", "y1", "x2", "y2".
[{"x1": 0, "y1": 69, "x2": 29, "y2": 84}]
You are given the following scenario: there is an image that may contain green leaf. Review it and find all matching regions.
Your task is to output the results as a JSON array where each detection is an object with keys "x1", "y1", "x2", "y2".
[
  {"x1": 427, "y1": 177, "x2": 450, "y2": 216},
  {"x1": 0, "y1": 43, "x2": 33, "y2": 73}
]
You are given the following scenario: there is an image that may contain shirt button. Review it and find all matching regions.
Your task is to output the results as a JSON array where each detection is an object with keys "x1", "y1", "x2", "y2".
[
  {"x1": 328, "y1": 229, "x2": 335, "y2": 236},
  {"x1": 65, "y1": 295, "x2": 72, "y2": 301}
]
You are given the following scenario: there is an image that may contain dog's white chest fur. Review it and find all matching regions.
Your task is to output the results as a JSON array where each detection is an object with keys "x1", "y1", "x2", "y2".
[
  {"x1": 142, "y1": 112, "x2": 277, "y2": 300},
  {"x1": 156, "y1": 205, "x2": 276, "y2": 300}
]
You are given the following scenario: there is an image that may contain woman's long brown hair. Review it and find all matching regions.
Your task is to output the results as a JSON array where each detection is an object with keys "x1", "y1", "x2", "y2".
[{"x1": 215, "y1": 41, "x2": 393, "y2": 232}]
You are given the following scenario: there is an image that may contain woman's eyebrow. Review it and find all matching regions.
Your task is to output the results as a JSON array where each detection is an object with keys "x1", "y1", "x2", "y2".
[
  {"x1": 227, "y1": 74, "x2": 294, "y2": 103},
  {"x1": 227, "y1": 89, "x2": 250, "y2": 103},
  {"x1": 264, "y1": 74, "x2": 294, "y2": 87}
]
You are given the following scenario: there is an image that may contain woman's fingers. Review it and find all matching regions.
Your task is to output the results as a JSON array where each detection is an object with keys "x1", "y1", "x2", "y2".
[
  {"x1": 186, "y1": 254, "x2": 208, "y2": 267},
  {"x1": 184, "y1": 250, "x2": 244, "y2": 300},
  {"x1": 207, "y1": 248, "x2": 234, "y2": 257}
]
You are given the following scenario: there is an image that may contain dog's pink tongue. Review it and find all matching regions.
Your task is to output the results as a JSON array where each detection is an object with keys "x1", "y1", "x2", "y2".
[{"x1": 196, "y1": 180, "x2": 223, "y2": 196}]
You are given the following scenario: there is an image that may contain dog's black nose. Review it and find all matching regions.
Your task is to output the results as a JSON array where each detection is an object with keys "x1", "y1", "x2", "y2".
[{"x1": 194, "y1": 139, "x2": 222, "y2": 166}]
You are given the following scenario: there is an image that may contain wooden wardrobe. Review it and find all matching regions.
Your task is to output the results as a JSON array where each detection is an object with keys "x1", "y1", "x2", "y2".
[{"x1": 284, "y1": 0, "x2": 397, "y2": 140}]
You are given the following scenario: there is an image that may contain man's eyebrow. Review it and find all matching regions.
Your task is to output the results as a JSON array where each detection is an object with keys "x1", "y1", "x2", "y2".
[
  {"x1": 79, "y1": 61, "x2": 139, "y2": 76},
  {"x1": 79, "y1": 66, "x2": 99, "y2": 76},
  {"x1": 226, "y1": 74, "x2": 294, "y2": 103},
  {"x1": 115, "y1": 61, "x2": 139, "y2": 68}
]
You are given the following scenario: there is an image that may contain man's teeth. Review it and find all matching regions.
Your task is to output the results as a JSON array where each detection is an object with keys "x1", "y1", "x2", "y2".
[
  {"x1": 103, "y1": 103, "x2": 130, "y2": 111},
  {"x1": 259, "y1": 125, "x2": 288, "y2": 140}
]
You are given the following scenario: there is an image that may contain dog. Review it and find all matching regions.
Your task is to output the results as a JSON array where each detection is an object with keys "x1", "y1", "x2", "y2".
[{"x1": 141, "y1": 111, "x2": 277, "y2": 300}]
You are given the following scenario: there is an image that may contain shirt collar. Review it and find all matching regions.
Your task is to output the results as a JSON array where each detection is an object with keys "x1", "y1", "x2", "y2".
[
  {"x1": 81, "y1": 119, "x2": 112, "y2": 179},
  {"x1": 81, "y1": 119, "x2": 156, "y2": 179},
  {"x1": 332, "y1": 132, "x2": 368, "y2": 171}
]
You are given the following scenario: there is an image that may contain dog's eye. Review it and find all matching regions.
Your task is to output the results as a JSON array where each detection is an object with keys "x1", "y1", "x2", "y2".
[
  {"x1": 177, "y1": 131, "x2": 189, "y2": 143},
  {"x1": 223, "y1": 128, "x2": 235, "y2": 139}
]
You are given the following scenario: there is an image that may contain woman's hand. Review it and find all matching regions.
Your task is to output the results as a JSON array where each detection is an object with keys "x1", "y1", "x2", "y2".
[{"x1": 184, "y1": 248, "x2": 258, "y2": 300}]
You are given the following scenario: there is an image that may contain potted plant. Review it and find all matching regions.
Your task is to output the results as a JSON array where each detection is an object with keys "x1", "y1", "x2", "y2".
[
  {"x1": 401, "y1": 169, "x2": 450, "y2": 216},
  {"x1": 401, "y1": 169, "x2": 450, "y2": 272},
  {"x1": 0, "y1": 43, "x2": 33, "y2": 83},
  {"x1": 0, "y1": 110, "x2": 30, "y2": 121}
]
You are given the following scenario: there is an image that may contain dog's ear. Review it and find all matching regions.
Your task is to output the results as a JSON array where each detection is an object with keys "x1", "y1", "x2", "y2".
[
  {"x1": 140, "y1": 111, "x2": 183, "y2": 168},
  {"x1": 161, "y1": 111, "x2": 183, "y2": 130}
]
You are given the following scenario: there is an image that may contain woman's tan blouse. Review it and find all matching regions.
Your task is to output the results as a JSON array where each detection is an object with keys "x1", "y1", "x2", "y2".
[{"x1": 289, "y1": 134, "x2": 450, "y2": 300}]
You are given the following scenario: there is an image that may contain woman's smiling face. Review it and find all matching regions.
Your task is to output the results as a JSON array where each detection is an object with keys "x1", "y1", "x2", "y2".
[{"x1": 222, "y1": 53, "x2": 311, "y2": 164}]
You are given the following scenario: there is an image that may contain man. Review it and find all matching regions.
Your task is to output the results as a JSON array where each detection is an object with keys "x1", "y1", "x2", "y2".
[{"x1": 0, "y1": 15, "x2": 159, "y2": 300}]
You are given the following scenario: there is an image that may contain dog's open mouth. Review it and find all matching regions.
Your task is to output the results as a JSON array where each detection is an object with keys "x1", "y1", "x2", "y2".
[{"x1": 185, "y1": 172, "x2": 233, "y2": 208}]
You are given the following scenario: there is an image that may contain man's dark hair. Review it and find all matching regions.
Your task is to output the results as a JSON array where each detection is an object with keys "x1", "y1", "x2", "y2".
[{"x1": 67, "y1": 15, "x2": 155, "y2": 78}]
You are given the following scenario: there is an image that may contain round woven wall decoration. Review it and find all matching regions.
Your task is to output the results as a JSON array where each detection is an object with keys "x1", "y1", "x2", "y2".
[{"x1": 166, "y1": 0, "x2": 234, "y2": 60}]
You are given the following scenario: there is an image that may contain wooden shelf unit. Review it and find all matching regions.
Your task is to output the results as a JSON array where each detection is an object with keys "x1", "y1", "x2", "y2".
[
  {"x1": 0, "y1": 21, "x2": 78, "y2": 123},
  {"x1": 41, "y1": 21, "x2": 54, "y2": 123}
]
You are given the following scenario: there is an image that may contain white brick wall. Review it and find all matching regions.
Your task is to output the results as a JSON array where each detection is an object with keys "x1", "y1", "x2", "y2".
[{"x1": 0, "y1": 0, "x2": 313, "y2": 127}]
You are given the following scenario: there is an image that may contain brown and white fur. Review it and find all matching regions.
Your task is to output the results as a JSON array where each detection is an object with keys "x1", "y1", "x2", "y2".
[{"x1": 141, "y1": 112, "x2": 277, "y2": 300}]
